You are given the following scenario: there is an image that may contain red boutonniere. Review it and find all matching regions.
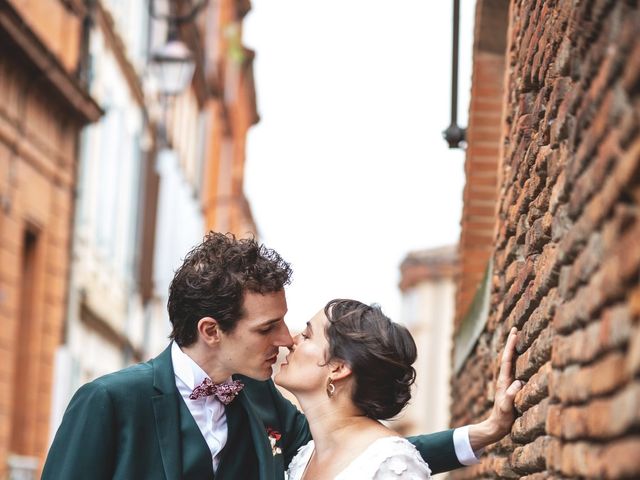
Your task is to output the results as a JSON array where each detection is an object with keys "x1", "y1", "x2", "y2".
[{"x1": 266, "y1": 427, "x2": 282, "y2": 456}]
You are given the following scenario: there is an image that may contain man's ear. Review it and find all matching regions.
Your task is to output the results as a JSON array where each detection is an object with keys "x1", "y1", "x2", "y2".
[
  {"x1": 197, "y1": 317, "x2": 222, "y2": 345},
  {"x1": 329, "y1": 360, "x2": 352, "y2": 382}
]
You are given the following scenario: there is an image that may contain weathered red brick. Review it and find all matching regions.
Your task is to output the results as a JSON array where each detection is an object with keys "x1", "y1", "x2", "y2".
[
  {"x1": 553, "y1": 351, "x2": 629, "y2": 404},
  {"x1": 529, "y1": 243, "x2": 562, "y2": 302},
  {"x1": 551, "y1": 303, "x2": 632, "y2": 368},
  {"x1": 525, "y1": 211, "x2": 552, "y2": 255},
  {"x1": 530, "y1": 185, "x2": 551, "y2": 214},
  {"x1": 511, "y1": 435, "x2": 552, "y2": 474},
  {"x1": 559, "y1": 441, "x2": 603, "y2": 477},
  {"x1": 586, "y1": 382, "x2": 640, "y2": 439},
  {"x1": 512, "y1": 397, "x2": 550, "y2": 443},
  {"x1": 516, "y1": 290, "x2": 558, "y2": 353},
  {"x1": 503, "y1": 255, "x2": 537, "y2": 317},
  {"x1": 560, "y1": 231, "x2": 603, "y2": 297},
  {"x1": 552, "y1": 272, "x2": 605, "y2": 334},
  {"x1": 550, "y1": 105, "x2": 575, "y2": 147},
  {"x1": 516, "y1": 326, "x2": 554, "y2": 380},
  {"x1": 601, "y1": 436, "x2": 640, "y2": 478},
  {"x1": 516, "y1": 361, "x2": 552, "y2": 414},
  {"x1": 514, "y1": 214, "x2": 528, "y2": 245},
  {"x1": 626, "y1": 324, "x2": 640, "y2": 377},
  {"x1": 545, "y1": 402, "x2": 563, "y2": 438},
  {"x1": 550, "y1": 204, "x2": 571, "y2": 242},
  {"x1": 506, "y1": 282, "x2": 538, "y2": 330},
  {"x1": 505, "y1": 259, "x2": 525, "y2": 291},
  {"x1": 568, "y1": 131, "x2": 622, "y2": 221}
]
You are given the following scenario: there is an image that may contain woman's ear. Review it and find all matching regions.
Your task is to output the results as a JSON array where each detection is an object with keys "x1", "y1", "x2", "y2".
[
  {"x1": 329, "y1": 360, "x2": 352, "y2": 382},
  {"x1": 197, "y1": 317, "x2": 222, "y2": 345}
]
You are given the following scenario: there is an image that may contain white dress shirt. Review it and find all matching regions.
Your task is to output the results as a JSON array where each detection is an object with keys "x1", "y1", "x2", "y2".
[
  {"x1": 172, "y1": 343, "x2": 480, "y2": 472},
  {"x1": 453, "y1": 425, "x2": 482, "y2": 465},
  {"x1": 172, "y1": 342, "x2": 229, "y2": 472}
]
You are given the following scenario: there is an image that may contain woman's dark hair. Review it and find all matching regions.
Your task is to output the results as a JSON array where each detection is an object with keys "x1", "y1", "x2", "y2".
[
  {"x1": 323, "y1": 299, "x2": 417, "y2": 420},
  {"x1": 168, "y1": 232, "x2": 292, "y2": 346}
]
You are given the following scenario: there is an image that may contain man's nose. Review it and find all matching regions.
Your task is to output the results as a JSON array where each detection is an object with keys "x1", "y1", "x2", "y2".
[{"x1": 276, "y1": 322, "x2": 293, "y2": 348}]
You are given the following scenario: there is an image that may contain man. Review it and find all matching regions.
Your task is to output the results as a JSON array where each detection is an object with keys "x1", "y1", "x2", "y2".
[{"x1": 42, "y1": 233, "x2": 522, "y2": 479}]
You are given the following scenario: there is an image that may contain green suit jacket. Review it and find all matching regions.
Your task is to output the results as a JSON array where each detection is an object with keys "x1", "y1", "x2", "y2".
[{"x1": 42, "y1": 344, "x2": 462, "y2": 479}]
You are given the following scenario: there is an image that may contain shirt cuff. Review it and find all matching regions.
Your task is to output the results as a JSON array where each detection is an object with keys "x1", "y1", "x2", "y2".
[{"x1": 453, "y1": 425, "x2": 482, "y2": 466}]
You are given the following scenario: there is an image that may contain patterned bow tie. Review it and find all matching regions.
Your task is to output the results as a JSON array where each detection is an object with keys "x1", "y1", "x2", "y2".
[{"x1": 189, "y1": 378, "x2": 244, "y2": 405}]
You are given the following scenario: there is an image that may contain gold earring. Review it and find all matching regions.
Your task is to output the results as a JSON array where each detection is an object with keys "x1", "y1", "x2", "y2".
[{"x1": 326, "y1": 377, "x2": 336, "y2": 398}]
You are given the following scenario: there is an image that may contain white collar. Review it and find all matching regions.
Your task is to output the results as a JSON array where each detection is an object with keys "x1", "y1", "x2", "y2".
[
  {"x1": 171, "y1": 341, "x2": 210, "y2": 390},
  {"x1": 171, "y1": 342, "x2": 234, "y2": 390}
]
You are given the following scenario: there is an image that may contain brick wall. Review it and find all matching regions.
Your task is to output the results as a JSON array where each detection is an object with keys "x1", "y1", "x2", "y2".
[{"x1": 451, "y1": 1, "x2": 640, "y2": 478}]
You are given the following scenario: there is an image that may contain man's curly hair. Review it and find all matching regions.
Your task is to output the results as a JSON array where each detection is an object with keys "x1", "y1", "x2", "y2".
[{"x1": 167, "y1": 232, "x2": 293, "y2": 346}]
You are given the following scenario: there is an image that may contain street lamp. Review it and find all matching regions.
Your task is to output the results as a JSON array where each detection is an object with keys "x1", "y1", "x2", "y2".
[
  {"x1": 150, "y1": 35, "x2": 195, "y2": 96},
  {"x1": 138, "y1": 1, "x2": 210, "y2": 326},
  {"x1": 148, "y1": 0, "x2": 208, "y2": 96}
]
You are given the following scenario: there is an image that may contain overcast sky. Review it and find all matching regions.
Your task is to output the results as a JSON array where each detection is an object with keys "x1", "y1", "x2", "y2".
[{"x1": 243, "y1": 1, "x2": 475, "y2": 331}]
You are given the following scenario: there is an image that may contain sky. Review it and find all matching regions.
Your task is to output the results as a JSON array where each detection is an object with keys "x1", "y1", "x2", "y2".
[{"x1": 243, "y1": 1, "x2": 475, "y2": 332}]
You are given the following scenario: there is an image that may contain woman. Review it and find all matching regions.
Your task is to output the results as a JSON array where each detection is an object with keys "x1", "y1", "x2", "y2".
[{"x1": 276, "y1": 299, "x2": 431, "y2": 479}]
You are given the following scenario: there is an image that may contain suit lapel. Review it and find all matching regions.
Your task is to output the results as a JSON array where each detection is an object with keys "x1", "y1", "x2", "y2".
[{"x1": 152, "y1": 344, "x2": 183, "y2": 480}]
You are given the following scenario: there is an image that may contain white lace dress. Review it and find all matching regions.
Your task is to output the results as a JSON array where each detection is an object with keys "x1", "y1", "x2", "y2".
[{"x1": 286, "y1": 436, "x2": 431, "y2": 480}]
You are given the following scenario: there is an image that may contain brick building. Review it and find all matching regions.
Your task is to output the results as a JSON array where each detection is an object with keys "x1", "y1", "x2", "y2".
[
  {"x1": 0, "y1": 0, "x2": 100, "y2": 476},
  {"x1": 451, "y1": 1, "x2": 640, "y2": 478}
]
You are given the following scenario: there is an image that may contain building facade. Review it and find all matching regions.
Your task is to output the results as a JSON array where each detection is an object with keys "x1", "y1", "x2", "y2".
[
  {"x1": 53, "y1": 0, "x2": 261, "y2": 433},
  {"x1": 149, "y1": 0, "x2": 259, "y2": 364},
  {"x1": 0, "y1": 0, "x2": 101, "y2": 476},
  {"x1": 49, "y1": 0, "x2": 159, "y2": 438},
  {"x1": 451, "y1": 1, "x2": 640, "y2": 478},
  {"x1": 1, "y1": 0, "x2": 260, "y2": 476}
]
